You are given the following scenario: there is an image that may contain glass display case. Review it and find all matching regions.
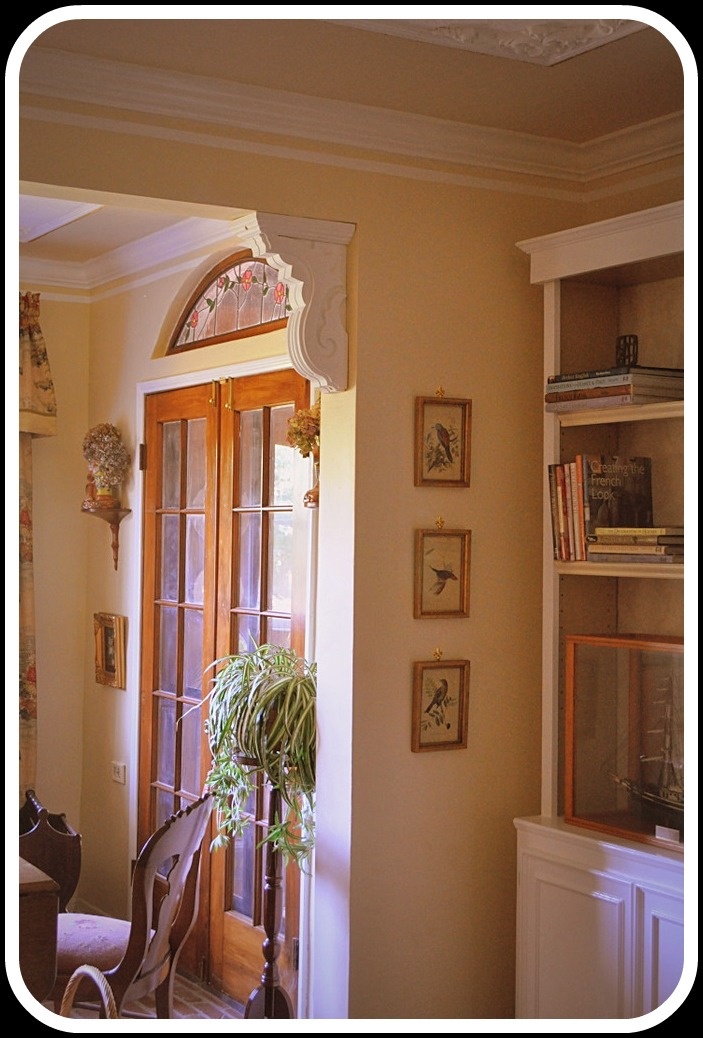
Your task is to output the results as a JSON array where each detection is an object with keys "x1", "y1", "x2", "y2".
[{"x1": 565, "y1": 633, "x2": 684, "y2": 849}]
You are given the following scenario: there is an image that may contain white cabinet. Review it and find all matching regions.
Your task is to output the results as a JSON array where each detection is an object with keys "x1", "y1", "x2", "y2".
[
  {"x1": 514, "y1": 203, "x2": 685, "y2": 1018},
  {"x1": 515, "y1": 816, "x2": 684, "y2": 1019}
]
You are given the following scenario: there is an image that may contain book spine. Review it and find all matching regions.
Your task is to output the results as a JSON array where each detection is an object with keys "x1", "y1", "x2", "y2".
[
  {"x1": 564, "y1": 463, "x2": 576, "y2": 560},
  {"x1": 554, "y1": 465, "x2": 569, "y2": 561},
  {"x1": 548, "y1": 365, "x2": 683, "y2": 383},
  {"x1": 577, "y1": 452, "x2": 602, "y2": 539},
  {"x1": 545, "y1": 374, "x2": 632, "y2": 394},
  {"x1": 593, "y1": 526, "x2": 684, "y2": 536},
  {"x1": 545, "y1": 394, "x2": 634, "y2": 412},
  {"x1": 547, "y1": 366, "x2": 629, "y2": 384},
  {"x1": 574, "y1": 455, "x2": 586, "y2": 560},
  {"x1": 586, "y1": 534, "x2": 684, "y2": 545},
  {"x1": 570, "y1": 461, "x2": 581, "y2": 560},
  {"x1": 545, "y1": 379, "x2": 683, "y2": 400},
  {"x1": 547, "y1": 464, "x2": 560, "y2": 560},
  {"x1": 586, "y1": 543, "x2": 683, "y2": 555},
  {"x1": 545, "y1": 383, "x2": 635, "y2": 403},
  {"x1": 586, "y1": 552, "x2": 682, "y2": 564}
]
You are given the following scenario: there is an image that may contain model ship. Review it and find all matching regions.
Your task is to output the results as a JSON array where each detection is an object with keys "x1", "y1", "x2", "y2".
[{"x1": 610, "y1": 677, "x2": 683, "y2": 832}]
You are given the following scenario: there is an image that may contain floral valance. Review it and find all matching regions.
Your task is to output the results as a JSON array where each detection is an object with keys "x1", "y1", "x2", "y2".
[{"x1": 20, "y1": 291, "x2": 57, "y2": 437}]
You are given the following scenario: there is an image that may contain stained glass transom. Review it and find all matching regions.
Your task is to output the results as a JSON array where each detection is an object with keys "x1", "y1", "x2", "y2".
[{"x1": 168, "y1": 254, "x2": 289, "y2": 354}]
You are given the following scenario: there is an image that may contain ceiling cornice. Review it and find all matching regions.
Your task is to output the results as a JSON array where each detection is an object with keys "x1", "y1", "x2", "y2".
[
  {"x1": 20, "y1": 217, "x2": 243, "y2": 291},
  {"x1": 20, "y1": 47, "x2": 683, "y2": 187}
]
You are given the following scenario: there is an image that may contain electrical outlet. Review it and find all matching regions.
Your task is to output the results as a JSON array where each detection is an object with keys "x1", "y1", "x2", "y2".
[{"x1": 111, "y1": 761, "x2": 126, "y2": 784}]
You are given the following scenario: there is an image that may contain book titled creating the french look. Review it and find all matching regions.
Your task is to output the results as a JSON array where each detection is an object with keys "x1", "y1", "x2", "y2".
[{"x1": 582, "y1": 455, "x2": 653, "y2": 536}]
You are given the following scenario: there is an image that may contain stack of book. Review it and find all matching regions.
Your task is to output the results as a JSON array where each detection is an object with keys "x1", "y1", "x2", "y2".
[
  {"x1": 548, "y1": 453, "x2": 672, "y2": 563},
  {"x1": 545, "y1": 364, "x2": 684, "y2": 413},
  {"x1": 585, "y1": 526, "x2": 684, "y2": 564}
]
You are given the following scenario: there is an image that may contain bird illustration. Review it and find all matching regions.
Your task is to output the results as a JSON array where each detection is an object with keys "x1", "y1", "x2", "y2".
[
  {"x1": 425, "y1": 678, "x2": 449, "y2": 714},
  {"x1": 429, "y1": 563, "x2": 458, "y2": 595},
  {"x1": 434, "y1": 423, "x2": 453, "y2": 463}
]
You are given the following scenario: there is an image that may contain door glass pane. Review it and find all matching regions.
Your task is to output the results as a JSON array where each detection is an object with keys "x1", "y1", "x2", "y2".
[
  {"x1": 156, "y1": 697, "x2": 176, "y2": 787},
  {"x1": 231, "y1": 827, "x2": 256, "y2": 917},
  {"x1": 231, "y1": 784, "x2": 257, "y2": 917},
  {"x1": 268, "y1": 512, "x2": 293, "y2": 613},
  {"x1": 185, "y1": 514, "x2": 205, "y2": 604},
  {"x1": 159, "y1": 606, "x2": 178, "y2": 693},
  {"x1": 238, "y1": 513, "x2": 261, "y2": 609},
  {"x1": 270, "y1": 404, "x2": 294, "y2": 506},
  {"x1": 156, "y1": 788, "x2": 176, "y2": 831},
  {"x1": 266, "y1": 616, "x2": 291, "y2": 648},
  {"x1": 183, "y1": 609, "x2": 204, "y2": 699},
  {"x1": 236, "y1": 613, "x2": 260, "y2": 654},
  {"x1": 186, "y1": 417, "x2": 206, "y2": 507},
  {"x1": 162, "y1": 421, "x2": 181, "y2": 508},
  {"x1": 180, "y1": 703, "x2": 203, "y2": 795},
  {"x1": 239, "y1": 410, "x2": 262, "y2": 507},
  {"x1": 160, "y1": 514, "x2": 180, "y2": 601}
]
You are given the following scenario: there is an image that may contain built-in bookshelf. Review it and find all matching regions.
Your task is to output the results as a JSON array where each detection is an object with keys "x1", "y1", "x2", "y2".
[{"x1": 513, "y1": 203, "x2": 685, "y2": 1019}]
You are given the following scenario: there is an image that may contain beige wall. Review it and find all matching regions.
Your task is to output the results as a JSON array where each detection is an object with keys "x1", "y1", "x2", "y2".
[{"x1": 18, "y1": 76, "x2": 683, "y2": 1021}]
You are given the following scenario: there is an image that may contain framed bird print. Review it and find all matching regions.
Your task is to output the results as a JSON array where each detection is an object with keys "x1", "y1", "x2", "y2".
[
  {"x1": 414, "y1": 528, "x2": 471, "y2": 618},
  {"x1": 412, "y1": 659, "x2": 470, "y2": 752},
  {"x1": 414, "y1": 396, "x2": 472, "y2": 487}
]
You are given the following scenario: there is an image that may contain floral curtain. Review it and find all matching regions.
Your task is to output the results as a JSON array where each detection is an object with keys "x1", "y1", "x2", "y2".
[{"x1": 19, "y1": 292, "x2": 57, "y2": 799}]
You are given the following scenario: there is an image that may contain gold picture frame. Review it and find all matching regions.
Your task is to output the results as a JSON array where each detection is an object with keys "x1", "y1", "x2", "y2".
[
  {"x1": 412, "y1": 659, "x2": 470, "y2": 752},
  {"x1": 414, "y1": 528, "x2": 471, "y2": 618},
  {"x1": 94, "y1": 612, "x2": 126, "y2": 688},
  {"x1": 414, "y1": 396, "x2": 472, "y2": 487}
]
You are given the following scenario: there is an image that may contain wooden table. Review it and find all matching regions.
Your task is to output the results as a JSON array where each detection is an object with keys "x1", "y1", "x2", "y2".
[{"x1": 19, "y1": 856, "x2": 59, "y2": 1002}]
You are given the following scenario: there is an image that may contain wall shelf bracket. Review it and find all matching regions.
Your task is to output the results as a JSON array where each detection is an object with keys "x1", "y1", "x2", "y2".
[{"x1": 81, "y1": 505, "x2": 131, "y2": 570}]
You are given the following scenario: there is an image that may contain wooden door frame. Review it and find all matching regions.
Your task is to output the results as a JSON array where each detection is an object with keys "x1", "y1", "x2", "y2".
[{"x1": 133, "y1": 354, "x2": 317, "y2": 1010}]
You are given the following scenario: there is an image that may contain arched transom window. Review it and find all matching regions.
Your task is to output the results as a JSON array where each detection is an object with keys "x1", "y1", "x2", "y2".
[{"x1": 167, "y1": 251, "x2": 289, "y2": 354}]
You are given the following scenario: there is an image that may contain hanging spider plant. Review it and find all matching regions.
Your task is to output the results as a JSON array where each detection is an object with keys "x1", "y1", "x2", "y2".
[{"x1": 201, "y1": 643, "x2": 317, "y2": 868}]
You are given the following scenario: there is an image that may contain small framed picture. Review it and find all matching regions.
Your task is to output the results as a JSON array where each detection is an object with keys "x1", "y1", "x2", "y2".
[
  {"x1": 414, "y1": 528, "x2": 471, "y2": 618},
  {"x1": 412, "y1": 659, "x2": 470, "y2": 752},
  {"x1": 94, "y1": 612, "x2": 126, "y2": 688},
  {"x1": 414, "y1": 396, "x2": 472, "y2": 487}
]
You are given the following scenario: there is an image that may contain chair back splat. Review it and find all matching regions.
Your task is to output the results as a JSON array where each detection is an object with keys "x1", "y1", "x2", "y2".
[
  {"x1": 19, "y1": 789, "x2": 82, "y2": 912},
  {"x1": 52, "y1": 792, "x2": 213, "y2": 1019}
]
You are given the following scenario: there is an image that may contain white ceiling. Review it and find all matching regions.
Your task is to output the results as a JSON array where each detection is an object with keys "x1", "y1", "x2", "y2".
[{"x1": 16, "y1": 16, "x2": 683, "y2": 276}]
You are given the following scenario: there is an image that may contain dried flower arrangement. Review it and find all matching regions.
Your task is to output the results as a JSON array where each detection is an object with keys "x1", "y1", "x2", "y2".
[
  {"x1": 286, "y1": 398, "x2": 320, "y2": 458},
  {"x1": 82, "y1": 423, "x2": 131, "y2": 489}
]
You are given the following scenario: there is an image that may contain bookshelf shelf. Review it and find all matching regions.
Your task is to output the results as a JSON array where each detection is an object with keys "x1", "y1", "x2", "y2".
[
  {"x1": 556, "y1": 399, "x2": 683, "y2": 427},
  {"x1": 514, "y1": 203, "x2": 685, "y2": 1019},
  {"x1": 555, "y1": 560, "x2": 684, "y2": 579}
]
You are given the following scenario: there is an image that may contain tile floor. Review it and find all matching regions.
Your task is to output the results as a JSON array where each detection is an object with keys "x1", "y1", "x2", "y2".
[{"x1": 48, "y1": 972, "x2": 245, "y2": 1020}]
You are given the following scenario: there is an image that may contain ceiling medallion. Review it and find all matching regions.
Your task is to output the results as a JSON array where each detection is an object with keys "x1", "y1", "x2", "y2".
[{"x1": 340, "y1": 19, "x2": 647, "y2": 66}]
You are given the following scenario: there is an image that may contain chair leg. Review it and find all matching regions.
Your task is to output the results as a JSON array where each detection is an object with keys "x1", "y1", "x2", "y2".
[
  {"x1": 154, "y1": 971, "x2": 176, "y2": 1018},
  {"x1": 53, "y1": 979, "x2": 68, "y2": 1015}
]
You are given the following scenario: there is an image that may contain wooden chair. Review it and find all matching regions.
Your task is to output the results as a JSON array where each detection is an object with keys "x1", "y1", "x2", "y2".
[
  {"x1": 50, "y1": 792, "x2": 213, "y2": 1018},
  {"x1": 19, "y1": 789, "x2": 82, "y2": 912}
]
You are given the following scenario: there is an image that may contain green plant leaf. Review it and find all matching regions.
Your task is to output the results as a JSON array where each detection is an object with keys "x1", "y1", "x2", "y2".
[{"x1": 193, "y1": 642, "x2": 317, "y2": 865}]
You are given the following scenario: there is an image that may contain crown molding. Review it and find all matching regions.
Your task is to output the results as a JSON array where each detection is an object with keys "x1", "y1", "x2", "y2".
[
  {"x1": 19, "y1": 216, "x2": 243, "y2": 289},
  {"x1": 20, "y1": 47, "x2": 683, "y2": 186},
  {"x1": 517, "y1": 201, "x2": 684, "y2": 282}
]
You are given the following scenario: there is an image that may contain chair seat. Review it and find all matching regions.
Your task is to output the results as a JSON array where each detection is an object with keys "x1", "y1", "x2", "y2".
[
  {"x1": 49, "y1": 793, "x2": 213, "y2": 1017},
  {"x1": 57, "y1": 914, "x2": 131, "y2": 976}
]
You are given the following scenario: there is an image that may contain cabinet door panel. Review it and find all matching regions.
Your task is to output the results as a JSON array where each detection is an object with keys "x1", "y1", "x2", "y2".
[
  {"x1": 521, "y1": 855, "x2": 631, "y2": 1018},
  {"x1": 634, "y1": 885, "x2": 684, "y2": 1015}
]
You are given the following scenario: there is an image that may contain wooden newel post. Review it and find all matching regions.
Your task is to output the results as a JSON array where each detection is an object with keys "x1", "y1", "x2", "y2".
[{"x1": 244, "y1": 786, "x2": 294, "y2": 1019}]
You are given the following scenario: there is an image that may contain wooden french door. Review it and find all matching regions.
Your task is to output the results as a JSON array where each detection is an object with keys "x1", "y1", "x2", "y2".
[{"x1": 138, "y1": 368, "x2": 310, "y2": 1006}]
